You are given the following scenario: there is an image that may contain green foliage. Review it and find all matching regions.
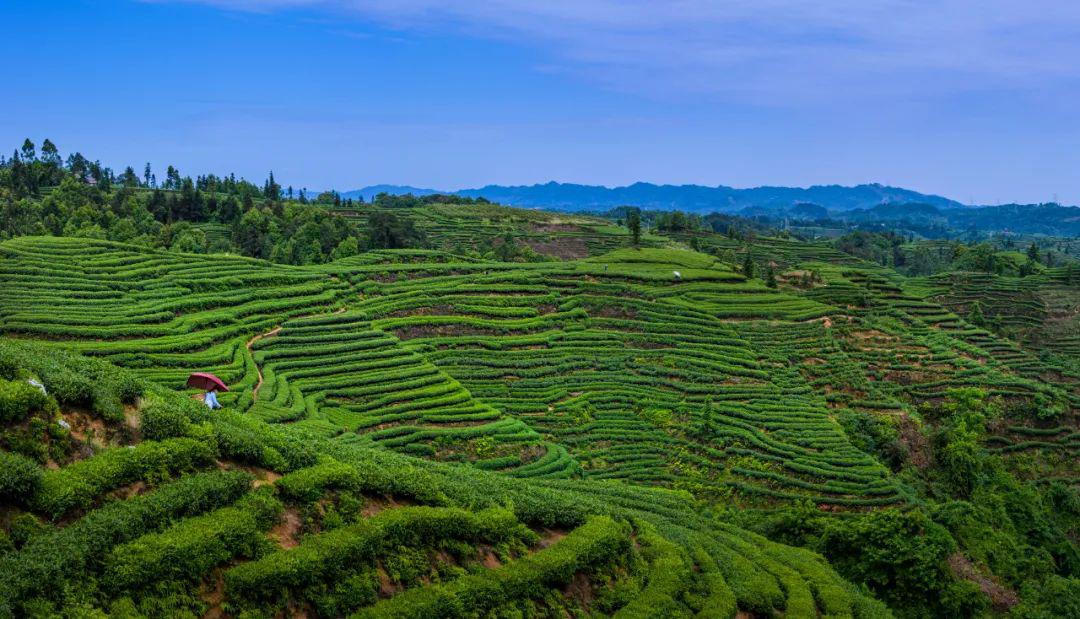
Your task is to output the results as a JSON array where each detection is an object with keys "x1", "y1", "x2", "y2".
[
  {"x1": 626, "y1": 208, "x2": 641, "y2": 247},
  {"x1": 1, "y1": 195, "x2": 1078, "y2": 619},
  {"x1": 819, "y1": 510, "x2": 965, "y2": 612},
  {"x1": 0, "y1": 451, "x2": 43, "y2": 503},
  {"x1": 31, "y1": 437, "x2": 216, "y2": 519},
  {"x1": 225, "y1": 506, "x2": 536, "y2": 609},
  {"x1": 0, "y1": 378, "x2": 55, "y2": 423},
  {"x1": 367, "y1": 210, "x2": 425, "y2": 250},
  {"x1": 353, "y1": 515, "x2": 632, "y2": 618},
  {"x1": 104, "y1": 489, "x2": 281, "y2": 590},
  {"x1": 929, "y1": 389, "x2": 1002, "y2": 497},
  {"x1": 0, "y1": 470, "x2": 253, "y2": 616}
]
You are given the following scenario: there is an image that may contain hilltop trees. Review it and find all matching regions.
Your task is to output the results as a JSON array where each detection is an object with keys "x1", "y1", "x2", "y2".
[
  {"x1": 367, "y1": 211, "x2": 424, "y2": 250},
  {"x1": 0, "y1": 139, "x2": 384, "y2": 265}
]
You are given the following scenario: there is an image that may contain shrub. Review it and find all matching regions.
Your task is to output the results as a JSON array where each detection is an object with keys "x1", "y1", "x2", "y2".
[
  {"x1": 138, "y1": 398, "x2": 209, "y2": 441},
  {"x1": 104, "y1": 489, "x2": 281, "y2": 590},
  {"x1": 0, "y1": 471, "x2": 253, "y2": 616},
  {"x1": 0, "y1": 379, "x2": 56, "y2": 423},
  {"x1": 31, "y1": 437, "x2": 216, "y2": 519},
  {"x1": 0, "y1": 451, "x2": 43, "y2": 503},
  {"x1": 818, "y1": 509, "x2": 971, "y2": 614},
  {"x1": 225, "y1": 506, "x2": 535, "y2": 606},
  {"x1": 353, "y1": 515, "x2": 631, "y2": 617}
]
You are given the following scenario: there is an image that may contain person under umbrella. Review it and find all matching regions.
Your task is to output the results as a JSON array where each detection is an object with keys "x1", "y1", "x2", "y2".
[{"x1": 186, "y1": 372, "x2": 229, "y2": 410}]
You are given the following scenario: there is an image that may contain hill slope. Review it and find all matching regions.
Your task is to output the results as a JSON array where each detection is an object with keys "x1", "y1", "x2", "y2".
[{"x1": 1, "y1": 232, "x2": 1077, "y2": 617}]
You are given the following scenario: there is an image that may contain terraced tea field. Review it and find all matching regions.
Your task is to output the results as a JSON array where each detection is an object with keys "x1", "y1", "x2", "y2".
[
  {"x1": 0, "y1": 307, "x2": 888, "y2": 618},
  {"x1": 1, "y1": 232, "x2": 1078, "y2": 617},
  {"x1": 2, "y1": 237, "x2": 1076, "y2": 494},
  {"x1": 330, "y1": 203, "x2": 667, "y2": 259}
]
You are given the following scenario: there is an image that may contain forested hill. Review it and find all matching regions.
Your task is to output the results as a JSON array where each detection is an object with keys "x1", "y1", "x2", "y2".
[{"x1": 345, "y1": 181, "x2": 963, "y2": 213}]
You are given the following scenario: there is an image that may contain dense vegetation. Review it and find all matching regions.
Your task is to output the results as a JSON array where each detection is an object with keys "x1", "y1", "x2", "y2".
[{"x1": 1, "y1": 141, "x2": 1078, "y2": 617}]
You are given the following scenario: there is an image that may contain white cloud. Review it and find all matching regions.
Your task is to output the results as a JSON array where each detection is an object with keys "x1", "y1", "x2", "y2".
[{"x1": 151, "y1": 1, "x2": 1080, "y2": 102}]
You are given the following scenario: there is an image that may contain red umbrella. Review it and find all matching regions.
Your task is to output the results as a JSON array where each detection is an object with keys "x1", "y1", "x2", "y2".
[{"x1": 186, "y1": 372, "x2": 229, "y2": 392}]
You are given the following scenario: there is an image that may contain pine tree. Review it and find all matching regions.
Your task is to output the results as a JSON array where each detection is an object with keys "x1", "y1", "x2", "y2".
[
  {"x1": 765, "y1": 265, "x2": 777, "y2": 288},
  {"x1": 742, "y1": 253, "x2": 755, "y2": 279}
]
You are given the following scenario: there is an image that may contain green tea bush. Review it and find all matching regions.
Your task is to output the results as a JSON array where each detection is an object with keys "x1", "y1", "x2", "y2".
[
  {"x1": 104, "y1": 489, "x2": 281, "y2": 590},
  {"x1": 226, "y1": 506, "x2": 534, "y2": 606},
  {"x1": 0, "y1": 451, "x2": 43, "y2": 503},
  {"x1": 138, "y1": 397, "x2": 210, "y2": 441},
  {"x1": 31, "y1": 437, "x2": 216, "y2": 519},
  {"x1": 0, "y1": 378, "x2": 56, "y2": 423},
  {"x1": 0, "y1": 470, "x2": 252, "y2": 617},
  {"x1": 352, "y1": 515, "x2": 631, "y2": 618}
]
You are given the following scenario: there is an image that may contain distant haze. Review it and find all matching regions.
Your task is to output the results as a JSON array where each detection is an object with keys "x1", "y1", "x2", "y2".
[{"x1": 342, "y1": 182, "x2": 965, "y2": 213}]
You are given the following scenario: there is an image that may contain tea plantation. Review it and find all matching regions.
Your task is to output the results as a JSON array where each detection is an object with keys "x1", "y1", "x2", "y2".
[{"x1": 1, "y1": 227, "x2": 1078, "y2": 617}]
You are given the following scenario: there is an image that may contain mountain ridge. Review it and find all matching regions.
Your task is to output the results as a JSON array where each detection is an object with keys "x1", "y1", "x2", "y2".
[{"x1": 341, "y1": 181, "x2": 965, "y2": 212}]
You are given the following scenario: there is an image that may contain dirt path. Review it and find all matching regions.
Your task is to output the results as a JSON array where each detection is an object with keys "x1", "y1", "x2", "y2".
[
  {"x1": 246, "y1": 327, "x2": 282, "y2": 403},
  {"x1": 243, "y1": 307, "x2": 346, "y2": 404}
]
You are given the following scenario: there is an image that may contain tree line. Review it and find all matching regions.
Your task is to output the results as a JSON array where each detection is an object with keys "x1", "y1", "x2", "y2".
[{"x1": 0, "y1": 139, "x2": 430, "y2": 265}]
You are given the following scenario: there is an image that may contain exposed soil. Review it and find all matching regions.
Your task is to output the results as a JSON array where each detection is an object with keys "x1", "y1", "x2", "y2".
[
  {"x1": 377, "y1": 566, "x2": 403, "y2": 598},
  {"x1": 592, "y1": 305, "x2": 638, "y2": 319},
  {"x1": 270, "y1": 507, "x2": 303, "y2": 549},
  {"x1": 523, "y1": 237, "x2": 590, "y2": 260},
  {"x1": 537, "y1": 528, "x2": 568, "y2": 549},
  {"x1": 947, "y1": 553, "x2": 1019, "y2": 612},
  {"x1": 200, "y1": 570, "x2": 227, "y2": 619},
  {"x1": 477, "y1": 544, "x2": 503, "y2": 568},
  {"x1": 529, "y1": 223, "x2": 584, "y2": 233},
  {"x1": 107, "y1": 480, "x2": 147, "y2": 501},
  {"x1": 246, "y1": 326, "x2": 282, "y2": 403},
  {"x1": 561, "y1": 572, "x2": 596, "y2": 612},
  {"x1": 362, "y1": 496, "x2": 415, "y2": 518},
  {"x1": 395, "y1": 325, "x2": 510, "y2": 340},
  {"x1": 897, "y1": 414, "x2": 931, "y2": 469}
]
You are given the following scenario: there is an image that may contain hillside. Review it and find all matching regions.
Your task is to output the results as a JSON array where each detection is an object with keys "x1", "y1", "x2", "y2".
[
  {"x1": 1, "y1": 224, "x2": 1078, "y2": 616},
  {"x1": 1, "y1": 145, "x2": 1079, "y2": 619}
]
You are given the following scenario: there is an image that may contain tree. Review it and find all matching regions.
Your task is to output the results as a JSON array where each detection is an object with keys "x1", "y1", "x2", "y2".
[
  {"x1": 495, "y1": 233, "x2": 519, "y2": 261},
  {"x1": 263, "y1": 171, "x2": 281, "y2": 200},
  {"x1": 367, "y1": 211, "x2": 422, "y2": 250},
  {"x1": 232, "y1": 207, "x2": 273, "y2": 259},
  {"x1": 967, "y1": 301, "x2": 986, "y2": 327},
  {"x1": 20, "y1": 139, "x2": 35, "y2": 161},
  {"x1": 627, "y1": 208, "x2": 641, "y2": 247},
  {"x1": 143, "y1": 163, "x2": 152, "y2": 187},
  {"x1": 170, "y1": 226, "x2": 207, "y2": 254},
  {"x1": 331, "y1": 236, "x2": 359, "y2": 260},
  {"x1": 1027, "y1": 242, "x2": 1040, "y2": 264},
  {"x1": 40, "y1": 139, "x2": 60, "y2": 165},
  {"x1": 742, "y1": 253, "x2": 755, "y2": 279},
  {"x1": 765, "y1": 265, "x2": 777, "y2": 288},
  {"x1": 121, "y1": 167, "x2": 139, "y2": 188},
  {"x1": 164, "y1": 166, "x2": 180, "y2": 190}
]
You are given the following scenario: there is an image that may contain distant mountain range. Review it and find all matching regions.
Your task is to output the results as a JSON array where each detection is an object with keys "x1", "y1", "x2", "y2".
[{"x1": 340, "y1": 182, "x2": 964, "y2": 213}]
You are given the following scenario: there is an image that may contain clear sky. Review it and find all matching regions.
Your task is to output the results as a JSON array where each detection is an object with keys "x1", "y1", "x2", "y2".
[{"x1": 3, "y1": 1, "x2": 1079, "y2": 204}]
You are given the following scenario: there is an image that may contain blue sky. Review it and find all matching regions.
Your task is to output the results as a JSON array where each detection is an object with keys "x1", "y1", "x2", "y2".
[{"x1": 2, "y1": 0, "x2": 1079, "y2": 204}]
